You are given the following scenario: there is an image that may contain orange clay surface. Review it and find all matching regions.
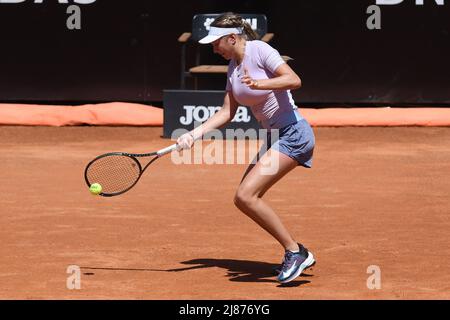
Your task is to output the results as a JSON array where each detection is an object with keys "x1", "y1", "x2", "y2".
[{"x1": 1, "y1": 126, "x2": 449, "y2": 299}]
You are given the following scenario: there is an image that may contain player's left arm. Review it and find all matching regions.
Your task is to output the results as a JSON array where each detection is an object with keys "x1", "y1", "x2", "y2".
[{"x1": 241, "y1": 63, "x2": 302, "y2": 91}]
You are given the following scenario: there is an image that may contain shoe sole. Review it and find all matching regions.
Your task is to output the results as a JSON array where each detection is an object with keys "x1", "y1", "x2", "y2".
[
  {"x1": 278, "y1": 252, "x2": 315, "y2": 284},
  {"x1": 273, "y1": 260, "x2": 316, "y2": 275}
]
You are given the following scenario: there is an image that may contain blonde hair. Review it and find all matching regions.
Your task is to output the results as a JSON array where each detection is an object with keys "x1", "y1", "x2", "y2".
[{"x1": 211, "y1": 12, "x2": 259, "y2": 40}]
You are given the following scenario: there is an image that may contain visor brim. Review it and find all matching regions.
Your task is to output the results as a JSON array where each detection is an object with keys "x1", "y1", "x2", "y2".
[{"x1": 198, "y1": 35, "x2": 221, "y2": 44}]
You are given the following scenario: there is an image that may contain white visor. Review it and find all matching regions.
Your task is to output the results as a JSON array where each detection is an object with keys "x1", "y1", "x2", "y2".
[{"x1": 199, "y1": 26, "x2": 243, "y2": 44}]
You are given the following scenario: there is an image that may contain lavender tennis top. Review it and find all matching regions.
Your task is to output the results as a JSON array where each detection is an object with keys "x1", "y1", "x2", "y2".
[{"x1": 226, "y1": 40, "x2": 302, "y2": 129}]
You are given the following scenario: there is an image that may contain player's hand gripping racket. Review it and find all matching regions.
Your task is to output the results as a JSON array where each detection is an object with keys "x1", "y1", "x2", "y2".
[{"x1": 84, "y1": 144, "x2": 179, "y2": 197}]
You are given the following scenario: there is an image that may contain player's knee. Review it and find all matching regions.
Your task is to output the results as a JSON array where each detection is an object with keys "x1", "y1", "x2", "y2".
[
  {"x1": 233, "y1": 187, "x2": 255, "y2": 209},
  {"x1": 233, "y1": 192, "x2": 243, "y2": 208}
]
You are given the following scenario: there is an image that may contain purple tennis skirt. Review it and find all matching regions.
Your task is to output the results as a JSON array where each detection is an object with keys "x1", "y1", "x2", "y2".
[{"x1": 263, "y1": 118, "x2": 315, "y2": 168}]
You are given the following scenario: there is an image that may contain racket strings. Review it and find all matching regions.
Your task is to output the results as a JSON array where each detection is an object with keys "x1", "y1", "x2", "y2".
[{"x1": 86, "y1": 155, "x2": 141, "y2": 194}]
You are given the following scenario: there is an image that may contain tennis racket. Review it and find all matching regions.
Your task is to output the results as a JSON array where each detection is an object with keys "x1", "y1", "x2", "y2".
[{"x1": 84, "y1": 143, "x2": 179, "y2": 197}]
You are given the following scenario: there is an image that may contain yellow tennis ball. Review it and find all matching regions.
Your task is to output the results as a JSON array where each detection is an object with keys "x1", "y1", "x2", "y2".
[{"x1": 89, "y1": 183, "x2": 102, "y2": 195}]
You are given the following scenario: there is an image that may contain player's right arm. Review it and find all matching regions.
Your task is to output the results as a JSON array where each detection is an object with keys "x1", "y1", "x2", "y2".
[{"x1": 177, "y1": 91, "x2": 238, "y2": 149}]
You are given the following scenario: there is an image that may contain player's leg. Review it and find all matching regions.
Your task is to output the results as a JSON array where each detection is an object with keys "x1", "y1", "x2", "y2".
[
  {"x1": 234, "y1": 120, "x2": 316, "y2": 283},
  {"x1": 234, "y1": 148, "x2": 299, "y2": 251}
]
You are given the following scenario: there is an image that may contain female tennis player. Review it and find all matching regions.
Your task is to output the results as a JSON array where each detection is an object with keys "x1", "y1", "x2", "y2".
[{"x1": 177, "y1": 12, "x2": 316, "y2": 284}]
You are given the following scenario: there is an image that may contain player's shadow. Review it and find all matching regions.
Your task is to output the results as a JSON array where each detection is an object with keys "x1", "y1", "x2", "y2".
[
  {"x1": 165, "y1": 258, "x2": 313, "y2": 287},
  {"x1": 81, "y1": 258, "x2": 313, "y2": 287}
]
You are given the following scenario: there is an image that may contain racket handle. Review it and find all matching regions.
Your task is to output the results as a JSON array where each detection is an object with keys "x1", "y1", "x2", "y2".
[{"x1": 157, "y1": 143, "x2": 179, "y2": 157}]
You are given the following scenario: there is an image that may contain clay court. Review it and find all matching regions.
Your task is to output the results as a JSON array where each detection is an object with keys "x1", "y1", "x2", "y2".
[{"x1": 1, "y1": 125, "x2": 449, "y2": 299}]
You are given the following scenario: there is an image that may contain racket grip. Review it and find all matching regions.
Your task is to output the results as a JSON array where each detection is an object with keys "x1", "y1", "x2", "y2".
[{"x1": 157, "y1": 143, "x2": 179, "y2": 157}]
